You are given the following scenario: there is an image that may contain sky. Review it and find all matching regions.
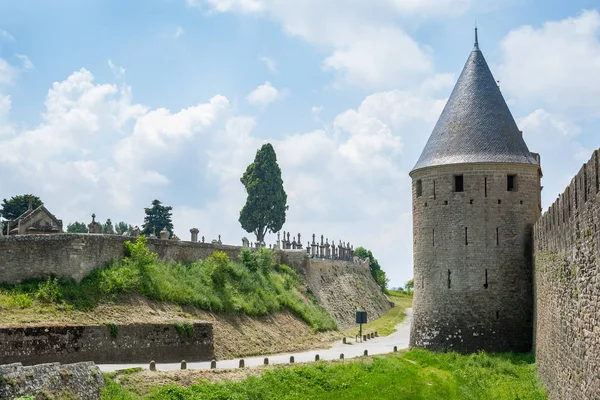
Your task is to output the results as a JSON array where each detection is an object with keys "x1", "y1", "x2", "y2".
[{"x1": 0, "y1": 0, "x2": 599, "y2": 288}]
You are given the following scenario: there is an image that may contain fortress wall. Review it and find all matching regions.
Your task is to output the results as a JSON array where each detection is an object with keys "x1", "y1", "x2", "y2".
[
  {"x1": 0, "y1": 235, "x2": 390, "y2": 330},
  {"x1": 534, "y1": 149, "x2": 600, "y2": 400},
  {"x1": 410, "y1": 163, "x2": 540, "y2": 353},
  {"x1": 0, "y1": 323, "x2": 214, "y2": 365},
  {"x1": 0, "y1": 234, "x2": 263, "y2": 284},
  {"x1": 304, "y1": 259, "x2": 391, "y2": 329}
]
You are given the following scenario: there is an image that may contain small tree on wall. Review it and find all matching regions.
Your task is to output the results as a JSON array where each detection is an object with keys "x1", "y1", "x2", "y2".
[
  {"x1": 142, "y1": 200, "x2": 174, "y2": 238},
  {"x1": 67, "y1": 221, "x2": 88, "y2": 233},
  {"x1": 354, "y1": 247, "x2": 389, "y2": 292},
  {"x1": 239, "y1": 143, "x2": 288, "y2": 243}
]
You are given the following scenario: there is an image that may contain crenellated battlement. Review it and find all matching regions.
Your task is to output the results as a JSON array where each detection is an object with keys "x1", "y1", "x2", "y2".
[{"x1": 534, "y1": 148, "x2": 600, "y2": 252}]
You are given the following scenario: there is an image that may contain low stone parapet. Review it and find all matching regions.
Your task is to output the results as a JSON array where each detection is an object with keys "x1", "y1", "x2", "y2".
[{"x1": 0, "y1": 322, "x2": 214, "y2": 365}]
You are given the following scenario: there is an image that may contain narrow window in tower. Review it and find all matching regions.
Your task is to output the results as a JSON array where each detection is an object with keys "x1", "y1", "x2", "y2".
[
  {"x1": 447, "y1": 270, "x2": 451, "y2": 289},
  {"x1": 507, "y1": 174, "x2": 517, "y2": 191},
  {"x1": 433, "y1": 180, "x2": 436, "y2": 200},
  {"x1": 496, "y1": 227, "x2": 499, "y2": 245},
  {"x1": 496, "y1": 310, "x2": 500, "y2": 319},
  {"x1": 432, "y1": 228, "x2": 435, "y2": 246},
  {"x1": 484, "y1": 177, "x2": 487, "y2": 197},
  {"x1": 454, "y1": 175, "x2": 464, "y2": 192},
  {"x1": 416, "y1": 179, "x2": 422, "y2": 197},
  {"x1": 484, "y1": 269, "x2": 488, "y2": 289},
  {"x1": 465, "y1": 227, "x2": 468, "y2": 245}
]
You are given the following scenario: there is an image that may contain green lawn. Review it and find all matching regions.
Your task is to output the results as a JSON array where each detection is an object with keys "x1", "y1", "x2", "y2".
[
  {"x1": 342, "y1": 291, "x2": 412, "y2": 338},
  {"x1": 103, "y1": 350, "x2": 547, "y2": 400}
]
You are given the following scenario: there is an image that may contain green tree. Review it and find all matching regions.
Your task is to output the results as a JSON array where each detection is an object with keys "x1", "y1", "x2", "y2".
[
  {"x1": 405, "y1": 279, "x2": 414, "y2": 291},
  {"x1": 0, "y1": 194, "x2": 43, "y2": 221},
  {"x1": 239, "y1": 143, "x2": 288, "y2": 243},
  {"x1": 67, "y1": 221, "x2": 88, "y2": 233},
  {"x1": 354, "y1": 247, "x2": 389, "y2": 291},
  {"x1": 142, "y1": 200, "x2": 173, "y2": 238},
  {"x1": 115, "y1": 221, "x2": 133, "y2": 235}
]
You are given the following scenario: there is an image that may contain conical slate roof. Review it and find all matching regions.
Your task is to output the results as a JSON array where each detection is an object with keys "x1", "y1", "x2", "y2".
[{"x1": 411, "y1": 32, "x2": 538, "y2": 173}]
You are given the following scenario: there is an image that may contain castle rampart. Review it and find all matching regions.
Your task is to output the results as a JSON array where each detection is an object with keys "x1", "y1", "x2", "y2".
[
  {"x1": 0, "y1": 233, "x2": 390, "y2": 329},
  {"x1": 534, "y1": 149, "x2": 600, "y2": 400},
  {"x1": 410, "y1": 162, "x2": 540, "y2": 352}
]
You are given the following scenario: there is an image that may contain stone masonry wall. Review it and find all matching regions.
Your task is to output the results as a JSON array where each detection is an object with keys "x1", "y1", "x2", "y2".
[
  {"x1": 0, "y1": 323, "x2": 214, "y2": 365},
  {"x1": 0, "y1": 236, "x2": 390, "y2": 331},
  {"x1": 534, "y1": 149, "x2": 600, "y2": 400},
  {"x1": 0, "y1": 362, "x2": 104, "y2": 400},
  {"x1": 0, "y1": 234, "x2": 252, "y2": 284},
  {"x1": 410, "y1": 162, "x2": 541, "y2": 353},
  {"x1": 304, "y1": 259, "x2": 391, "y2": 329}
]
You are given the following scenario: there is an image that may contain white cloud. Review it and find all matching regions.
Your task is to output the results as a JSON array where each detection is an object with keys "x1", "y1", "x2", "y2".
[
  {"x1": 16, "y1": 54, "x2": 33, "y2": 69},
  {"x1": 0, "y1": 29, "x2": 14, "y2": 41},
  {"x1": 175, "y1": 26, "x2": 184, "y2": 38},
  {"x1": 0, "y1": 58, "x2": 16, "y2": 85},
  {"x1": 187, "y1": 0, "x2": 263, "y2": 13},
  {"x1": 259, "y1": 56, "x2": 277, "y2": 74},
  {"x1": 246, "y1": 81, "x2": 285, "y2": 108},
  {"x1": 498, "y1": 10, "x2": 600, "y2": 116},
  {"x1": 108, "y1": 60, "x2": 125, "y2": 79},
  {"x1": 518, "y1": 109, "x2": 589, "y2": 209},
  {"x1": 189, "y1": 0, "x2": 476, "y2": 88}
]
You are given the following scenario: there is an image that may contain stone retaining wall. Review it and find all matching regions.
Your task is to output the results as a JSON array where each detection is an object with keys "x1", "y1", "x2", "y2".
[
  {"x1": 305, "y1": 259, "x2": 391, "y2": 328},
  {"x1": 0, "y1": 323, "x2": 214, "y2": 365}
]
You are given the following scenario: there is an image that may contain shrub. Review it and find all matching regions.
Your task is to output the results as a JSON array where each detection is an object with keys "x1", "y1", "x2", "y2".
[{"x1": 36, "y1": 277, "x2": 62, "y2": 303}]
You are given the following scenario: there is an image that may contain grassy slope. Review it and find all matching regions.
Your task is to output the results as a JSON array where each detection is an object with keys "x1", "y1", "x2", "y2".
[
  {"x1": 103, "y1": 350, "x2": 547, "y2": 400},
  {"x1": 0, "y1": 238, "x2": 335, "y2": 332},
  {"x1": 341, "y1": 291, "x2": 412, "y2": 338}
]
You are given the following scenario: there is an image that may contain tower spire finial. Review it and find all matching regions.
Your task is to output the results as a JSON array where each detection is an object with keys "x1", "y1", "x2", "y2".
[{"x1": 474, "y1": 23, "x2": 479, "y2": 50}]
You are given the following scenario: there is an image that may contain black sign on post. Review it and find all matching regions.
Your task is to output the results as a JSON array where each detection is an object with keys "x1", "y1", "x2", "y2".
[
  {"x1": 355, "y1": 311, "x2": 367, "y2": 324},
  {"x1": 356, "y1": 311, "x2": 367, "y2": 342}
]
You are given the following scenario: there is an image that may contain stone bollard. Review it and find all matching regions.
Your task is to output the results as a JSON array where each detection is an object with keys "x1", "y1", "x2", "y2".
[
  {"x1": 290, "y1": 356, "x2": 295, "y2": 364},
  {"x1": 370, "y1": 333, "x2": 374, "y2": 339},
  {"x1": 181, "y1": 360, "x2": 187, "y2": 370},
  {"x1": 210, "y1": 360, "x2": 217, "y2": 369},
  {"x1": 264, "y1": 358, "x2": 269, "y2": 365},
  {"x1": 393, "y1": 346, "x2": 398, "y2": 352},
  {"x1": 363, "y1": 335, "x2": 367, "y2": 342},
  {"x1": 375, "y1": 331, "x2": 379, "y2": 337},
  {"x1": 340, "y1": 353, "x2": 344, "y2": 360},
  {"x1": 364, "y1": 350, "x2": 368, "y2": 356},
  {"x1": 149, "y1": 361, "x2": 156, "y2": 371},
  {"x1": 239, "y1": 359, "x2": 245, "y2": 368},
  {"x1": 315, "y1": 354, "x2": 320, "y2": 361},
  {"x1": 343, "y1": 337, "x2": 346, "y2": 344}
]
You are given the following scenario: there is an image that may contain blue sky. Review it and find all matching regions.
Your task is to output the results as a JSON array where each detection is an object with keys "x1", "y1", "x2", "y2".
[{"x1": 0, "y1": 0, "x2": 599, "y2": 287}]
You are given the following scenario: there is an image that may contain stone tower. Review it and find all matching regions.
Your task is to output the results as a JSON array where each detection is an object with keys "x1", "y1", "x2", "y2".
[{"x1": 409, "y1": 30, "x2": 542, "y2": 353}]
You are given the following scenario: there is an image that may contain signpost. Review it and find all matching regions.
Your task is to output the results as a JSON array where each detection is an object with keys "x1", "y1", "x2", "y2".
[{"x1": 356, "y1": 311, "x2": 367, "y2": 342}]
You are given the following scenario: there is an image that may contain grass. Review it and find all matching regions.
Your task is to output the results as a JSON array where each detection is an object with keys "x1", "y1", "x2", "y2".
[
  {"x1": 341, "y1": 291, "x2": 412, "y2": 338},
  {"x1": 102, "y1": 350, "x2": 547, "y2": 400},
  {"x1": 0, "y1": 236, "x2": 336, "y2": 332}
]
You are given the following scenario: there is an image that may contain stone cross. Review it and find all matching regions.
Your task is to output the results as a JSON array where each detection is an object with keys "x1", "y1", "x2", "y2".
[
  {"x1": 218, "y1": 235, "x2": 222, "y2": 244},
  {"x1": 242, "y1": 237, "x2": 249, "y2": 247},
  {"x1": 202, "y1": 235, "x2": 205, "y2": 243},
  {"x1": 190, "y1": 228, "x2": 199, "y2": 242},
  {"x1": 277, "y1": 232, "x2": 281, "y2": 249},
  {"x1": 298, "y1": 233, "x2": 302, "y2": 246},
  {"x1": 312, "y1": 233, "x2": 316, "y2": 245}
]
